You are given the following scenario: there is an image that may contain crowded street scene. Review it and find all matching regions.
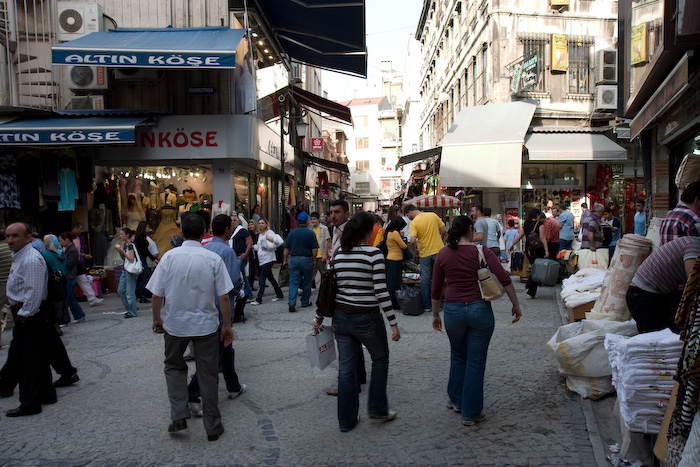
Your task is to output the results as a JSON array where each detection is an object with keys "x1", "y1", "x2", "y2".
[{"x1": 0, "y1": 0, "x2": 699, "y2": 466}]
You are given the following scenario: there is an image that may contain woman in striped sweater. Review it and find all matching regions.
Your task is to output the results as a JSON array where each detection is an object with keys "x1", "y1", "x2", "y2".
[{"x1": 312, "y1": 211, "x2": 401, "y2": 432}]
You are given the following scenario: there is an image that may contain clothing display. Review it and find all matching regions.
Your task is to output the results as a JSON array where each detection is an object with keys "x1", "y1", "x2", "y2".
[
  {"x1": 125, "y1": 193, "x2": 146, "y2": 231},
  {"x1": 0, "y1": 173, "x2": 20, "y2": 209},
  {"x1": 152, "y1": 206, "x2": 180, "y2": 257},
  {"x1": 89, "y1": 205, "x2": 114, "y2": 265},
  {"x1": 58, "y1": 168, "x2": 79, "y2": 212}
]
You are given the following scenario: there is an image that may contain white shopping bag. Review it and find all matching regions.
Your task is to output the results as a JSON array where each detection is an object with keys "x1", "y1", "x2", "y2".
[{"x1": 306, "y1": 325, "x2": 336, "y2": 371}]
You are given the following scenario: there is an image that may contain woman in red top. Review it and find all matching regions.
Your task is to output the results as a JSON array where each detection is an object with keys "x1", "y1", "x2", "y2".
[{"x1": 431, "y1": 215, "x2": 522, "y2": 426}]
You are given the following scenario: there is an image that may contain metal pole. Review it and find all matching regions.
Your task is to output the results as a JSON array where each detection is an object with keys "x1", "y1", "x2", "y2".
[{"x1": 280, "y1": 99, "x2": 285, "y2": 234}]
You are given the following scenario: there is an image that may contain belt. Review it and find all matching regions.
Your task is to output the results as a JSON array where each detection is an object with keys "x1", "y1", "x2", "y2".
[{"x1": 290, "y1": 255, "x2": 312, "y2": 257}]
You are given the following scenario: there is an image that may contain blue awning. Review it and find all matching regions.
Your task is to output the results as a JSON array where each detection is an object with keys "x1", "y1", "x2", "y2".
[
  {"x1": 0, "y1": 117, "x2": 152, "y2": 145},
  {"x1": 52, "y1": 27, "x2": 246, "y2": 69},
  {"x1": 253, "y1": 0, "x2": 367, "y2": 77}
]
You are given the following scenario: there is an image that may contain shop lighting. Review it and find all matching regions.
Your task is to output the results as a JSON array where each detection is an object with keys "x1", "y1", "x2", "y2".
[
  {"x1": 263, "y1": 49, "x2": 269, "y2": 53},
  {"x1": 258, "y1": 40, "x2": 263, "y2": 46},
  {"x1": 268, "y1": 55, "x2": 273, "y2": 60},
  {"x1": 125, "y1": 172, "x2": 129, "y2": 177},
  {"x1": 202, "y1": 176, "x2": 207, "y2": 182},
  {"x1": 252, "y1": 32, "x2": 258, "y2": 38},
  {"x1": 190, "y1": 171, "x2": 194, "y2": 177}
]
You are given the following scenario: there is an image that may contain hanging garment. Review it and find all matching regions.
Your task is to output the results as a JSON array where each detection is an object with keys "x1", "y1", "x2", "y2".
[
  {"x1": 0, "y1": 173, "x2": 20, "y2": 209},
  {"x1": 58, "y1": 168, "x2": 79, "y2": 211}
]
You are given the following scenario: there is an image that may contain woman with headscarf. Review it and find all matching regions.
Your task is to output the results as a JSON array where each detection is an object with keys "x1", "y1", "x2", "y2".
[{"x1": 43, "y1": 234, "x2": 69, "y2": 329}]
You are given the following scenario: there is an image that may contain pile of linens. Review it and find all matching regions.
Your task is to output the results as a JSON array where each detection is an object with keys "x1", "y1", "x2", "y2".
[
  {"x1": 604, "y1": 328, "x2": 683, "y2": 433},
  {"x1": 560, "y1": 268, "x2": 607, "y2": 309}
]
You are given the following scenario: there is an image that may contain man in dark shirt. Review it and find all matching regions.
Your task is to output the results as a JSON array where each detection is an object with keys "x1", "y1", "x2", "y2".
[
  {"x1": 229, "y1": 214, "x2": 254, "y2": 302},
  {"x1": 283, "y1": 212, "x2": 318, "y2": 313}
]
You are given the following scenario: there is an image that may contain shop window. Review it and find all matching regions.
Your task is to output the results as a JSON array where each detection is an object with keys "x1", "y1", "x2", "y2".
[
  {"x1": 355, "y1": 137, "x2": 369, "y2": 149},
  {"x1": 522, "y1": 163, "x2": 584, "y2": 187},
  {"x1": 568, "y1": 41, "x2": 591, "y2": 94},
  {"x1": 522, "y1": 39, "x2": 547, "y2": 92},
  {"x1": 356, "y1": 160, "x2": 370, "y2": 171}
]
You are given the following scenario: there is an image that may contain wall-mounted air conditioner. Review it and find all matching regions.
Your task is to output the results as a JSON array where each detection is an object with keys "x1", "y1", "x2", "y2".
[
  {"x1": 595, "y1": 85, "x2": 617, "y2": 111},
  {"x1": 114, "y1": 68, "x2": 160, "y2": 81},
  {"x1": 70, "y1": 95, "x2": 105, "y2": 110},
  {"x1": 595, "y1": 49, "x2": 617, "y2": 85},
  {"x1": 66, "y1": 65, "x2": 109, "y2": 90},
  {"x1": 57, "y1": 2, "x2": 103, "y2": 42}
]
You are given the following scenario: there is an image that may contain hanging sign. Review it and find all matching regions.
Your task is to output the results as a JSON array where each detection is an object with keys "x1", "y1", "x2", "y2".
[
  {"x1": 311, "y1": 137, "x2": 323, "y2": 152},
  {"x1": 551, "y1": 34, "x2": 568, "y2": 72},
  {"x1": 630, "y1": 24, "x2": 647, "y2": 65},
  {"x1": 520, "y1": 53, "x2": 539, "y2": 92},
  {"x1": 318, "y1": 172, "x2": 329, "y2": 199}
]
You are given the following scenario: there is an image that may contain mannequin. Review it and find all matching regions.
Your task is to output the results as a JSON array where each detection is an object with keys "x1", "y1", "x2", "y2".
[
  {"x1": 160, "y1": 188, "x2": 177, "y2": 207},
  {"x1": 179, "y1": 187, "x2": 197, "y2": 219},
  {"x1": 152, "y1": 205, "x2": 180, "y2": 256},
  {"x1": 89, "y1": 203, "x2": 113, "y2": 265},
  {"x1": 125, "y1": 193, "x2": 146, "y2": 231}
]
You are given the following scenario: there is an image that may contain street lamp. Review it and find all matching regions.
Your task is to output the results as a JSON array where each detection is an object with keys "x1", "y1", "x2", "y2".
[{"x1": 277, "y1": 94, "x2": 308, "y2": 234}]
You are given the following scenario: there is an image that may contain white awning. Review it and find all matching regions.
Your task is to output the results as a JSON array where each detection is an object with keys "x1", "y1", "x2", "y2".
[
  {"x1": 525, "y1": 133, "x2": 628, "y2": 161},
  {"x1": 439, "y1": 101, "x2": 537, "y2": 188}
]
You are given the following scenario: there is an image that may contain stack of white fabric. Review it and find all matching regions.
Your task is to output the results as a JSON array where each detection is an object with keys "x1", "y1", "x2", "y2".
[
  {"x1": 605, "y1": 329, "x2": 683, "y2": 433},
  {"x1": 561, "y1": 268, "x2": 607, "y2": 308}
]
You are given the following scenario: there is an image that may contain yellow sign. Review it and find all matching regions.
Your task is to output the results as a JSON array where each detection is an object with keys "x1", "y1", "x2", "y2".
[
  {"x1": 551, "y1": 0, "x2": 569, "y2": 6},
  {"x1": 631, "y1": 24, "x2": 647, "y2": 65},
  {"x1": 552, "y1": 34, "x2": 568, "y2": 72}
]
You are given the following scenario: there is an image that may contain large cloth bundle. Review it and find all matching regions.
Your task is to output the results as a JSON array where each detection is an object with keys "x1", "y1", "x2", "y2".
[
  {"x1": 547, "y1": 319, "x2": 638, "y2": 399},
  {"x1": 605, "y1": 329, "x2": 683, "y2": 434},
  {"x1": 587, "y1": 234, "x2": 653, "y2": 321}
]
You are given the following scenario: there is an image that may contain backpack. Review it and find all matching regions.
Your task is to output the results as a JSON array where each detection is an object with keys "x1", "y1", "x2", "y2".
[{"x1": 526, "y1": 221, "x2": 544, "y2": 253}]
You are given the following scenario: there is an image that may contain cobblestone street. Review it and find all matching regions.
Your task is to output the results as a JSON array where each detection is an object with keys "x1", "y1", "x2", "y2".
[{"x1": 0, "y1": 273, "x2": 601, "y2": 466}]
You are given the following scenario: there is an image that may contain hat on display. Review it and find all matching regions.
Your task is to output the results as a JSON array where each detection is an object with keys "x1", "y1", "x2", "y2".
[{"x1": 297, "y1": 212, "x2": 309, "y2": 222}]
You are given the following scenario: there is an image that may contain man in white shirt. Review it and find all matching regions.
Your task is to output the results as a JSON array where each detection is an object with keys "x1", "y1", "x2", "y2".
[
  {"x1": 2, "y1": 223, "x2": 52, "y2": 417},
  {"x1": 483, "y1": 207, "x2": 502, "y2": 257},
  {"x1": 148, "y1": 215, "x2": 234, "y2": 441}
]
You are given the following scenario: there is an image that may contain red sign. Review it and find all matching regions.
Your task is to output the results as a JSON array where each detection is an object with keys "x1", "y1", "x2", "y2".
[{"x1": 311, "y1": 137, "x2": 323, "y2": 152}]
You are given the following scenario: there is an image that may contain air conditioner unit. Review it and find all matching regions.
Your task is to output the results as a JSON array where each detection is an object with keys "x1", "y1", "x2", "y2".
[
  {"x1": 595, "y1": 49, "x2": 617, "y2": 85},
  {"x1": 70, "y1": 95, "x2": 105, "y2": 110},
  {"x1": 66, "y1": 65, "x2": 109, "y2": 90},
  {"x1": 595, "y1": 85, "x2": 617, "y2": 111},
  {"x1": 114, "y1": 68, "x2": 160, "y2": 81},
  {"x1": 57, "y1": 2, "x2": 103, "y2": 42}
]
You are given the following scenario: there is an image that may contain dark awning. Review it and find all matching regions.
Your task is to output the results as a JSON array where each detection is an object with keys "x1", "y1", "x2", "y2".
[
  {"x1": 260, "y1": 85, "x2": 352, "y2": 124},
  {"x1": 52, "y1": 27, "x2": 246, "y2": 69},
  {"x1": 302, "y1": 151, "x2": 349, "y2": 174},
  {"x1": 0, "y1": 116, "x2": 152, "y2": 145},
  {"x1": 253, "y1": 0, "x2": 367, "y2": 78},
  {"x1": 395, "y1": 146, "x2": 442, "y2": 171}
]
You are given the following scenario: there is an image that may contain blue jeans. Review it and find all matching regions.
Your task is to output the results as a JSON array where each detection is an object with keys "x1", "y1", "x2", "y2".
[
  {"x1": 443, "y1": 300, "x2": 495, "y2": 421},
  {"x1": 118, "y1": 270, "x2": 138, "y2": 317},
  {"x1": 419, "y1": 253, "x2": 437, "y2": 310},
  {"x1": 385, "y1": 259, "x2": 403, "y2": 310},
  {"x1": 238, "y1": 257, "x2": 253, "y2": 299},
  {"x1": 136, "y1": 266, "x2": 152, "y2": 300},
  {"x1": 65, "y1": 278, "x2": 85, "y2": 320},
  {"x1": 288, "y1": 256, "x2": 313, "y2": 306},
  {"x1": 559, "y1": 239, "x2": 573, "y2": 251},
  {"x1": 333, "y1": 310, "x2": 390, "y2": 430}
]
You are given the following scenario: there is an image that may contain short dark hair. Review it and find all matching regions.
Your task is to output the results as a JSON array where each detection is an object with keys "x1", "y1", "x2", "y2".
[
  {"x1": 558, "y1": 204, "x2": 569, "y2": 210},
  {"x1": 310, "y1": 212, "x2": 320, "y2": 219},
  {"x1": 330, "y1": 199, "x2": 349, "y2": 212},
  {"x1": 604, "y1": 207, "x2": 613, "y2": 214},
  {"x1": 483, "y1": 207, "x2": 492, "y2": 217},
  {"x1": 404, "y1": 204, "x2": 418, "y2": 213},
  {"x1": 211, "y1": 214, "x2": 232, "y2": 236},
  {"x1": 508, "y1": 219, "x2": 515, "y2": 227},
  {"x1": 119, "y1": 227, "x2": 135, "y2": 238},
  {"x1": 59, "y1": 231, "x2": 74, "y2": 241},
  {"x1": 70, "y1": 222, "x2": 82, "y2": 230},
  {"x1": 473, "y1": 204, "x2": 484, "y2": 214},
  {"x1": 182, "y1": 214, "x2": 206, "y2": 240},
  {"x1": 681, "y1": 181, "x2": 700, "y2": 204},
  {"x1": 635, "y1": 198, "x2": 645, "y2": 205},
  {"x1": 195, "y1": 210, "x2": 211, "y2": 232}
]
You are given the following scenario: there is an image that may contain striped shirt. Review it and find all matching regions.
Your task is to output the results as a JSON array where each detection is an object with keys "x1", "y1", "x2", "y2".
[
  {"x1": 632, "y1": 236, "x2": 700, "y2": 294},
  {"x1": 0, "y1": 242, "x2": 12, "y2": 286},
  {"x1": 659, "y1": 203, "x2": 700, "y2": 245},
  {"x1": 7, "y1": 243, "x2": 47, "y2": 317},
  {"x1": 333, "y1": 246, "x2": 397, "y2": 326}
]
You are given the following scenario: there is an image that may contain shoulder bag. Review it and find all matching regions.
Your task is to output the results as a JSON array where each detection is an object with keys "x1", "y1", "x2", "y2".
[
  {"x1": 476, "y1": 245, "x2": 505, "y2": 301},
  {"x1": 316, "y1": 252, "x2": 338, "y2": 317},
  {"x1": 124, "y1": 244, "x2": 144, "y2": 275},
  {"x1": 526, "y1": 221, "x2": 544, "y2": 253}
]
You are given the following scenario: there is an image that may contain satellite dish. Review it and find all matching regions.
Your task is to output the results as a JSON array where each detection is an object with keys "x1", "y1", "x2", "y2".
[{"x1": 59, "y1": 8, "x2": 84, "y2": 33}]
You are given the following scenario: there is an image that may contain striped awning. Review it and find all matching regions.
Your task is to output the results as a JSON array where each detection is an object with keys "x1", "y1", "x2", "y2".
[{"x1": 402, "y1": 194, "x2": 461, "y2": 208}]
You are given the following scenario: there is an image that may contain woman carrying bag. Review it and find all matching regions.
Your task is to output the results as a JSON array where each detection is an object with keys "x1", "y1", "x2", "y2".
[
  {"x1": 431, "y1": 215, "x2": 522, "y2": 426},
  {"x1": 508, "y1": 208, "x2": 547, "y2": 299},
  {"x1": 251, "y1": 218, "x2": 284, "y2": 305},
  {"x1": 115, "y1": 227, "x2": 140, "y2": 318}
]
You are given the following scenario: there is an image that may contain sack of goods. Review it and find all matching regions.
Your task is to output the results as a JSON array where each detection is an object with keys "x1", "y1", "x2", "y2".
[
  {"x1": 530, "y1": 258, "x2": 560, "y2": 286},
  {"x1": 605, "y1": 328, "x2": 682, "y2": 434},
  {"x1": 397, "y1": 285, "x2": 422, "y2": 316}
]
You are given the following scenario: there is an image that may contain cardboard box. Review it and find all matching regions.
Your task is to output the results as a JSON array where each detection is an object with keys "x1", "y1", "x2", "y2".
[{"x1": 568, "y1": 300, "x2": 596, "y2": 321}]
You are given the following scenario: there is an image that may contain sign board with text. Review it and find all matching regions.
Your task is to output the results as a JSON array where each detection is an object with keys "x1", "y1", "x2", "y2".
[{"x1": 311, "y1": 137, "x2": 323, "y2": 152}]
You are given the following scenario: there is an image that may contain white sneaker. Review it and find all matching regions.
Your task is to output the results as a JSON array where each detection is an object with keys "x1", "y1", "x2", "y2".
[
  {"x1": 188, "y1": 401, "x2": 203, "y2": 417},
  {"x1": 228, "y1": 384, "x2": 247, "y2": 400},
  {"x1": 89, "y1": 298, "x2": 104, "y2": 306},
  {"x1": 526, "y1": 294, "x2": 537, "y2": 300}
]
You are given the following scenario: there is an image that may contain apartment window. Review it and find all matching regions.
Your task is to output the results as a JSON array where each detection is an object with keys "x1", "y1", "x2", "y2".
[
  {"x1": 356, "y1": 160, "x2": 370, "y2": 171},
  {"x1": 355, "y1": 137, "x2": 369, "y2": 149},
  {"x1": 568, "y1": 41, "x2": 591, "y2": 94},
  {"x1": 463, "y1": 69, "x2": 469, "y2": 107},
  {"x1": 481, "y1": 46, "x2": 487, "y2": 100},
  {"x1": 449, "y1": 89, "x2": 454, "y2": 125},
  {"x1": 456, "y1": 79, "x2": 462, "y2": 112},
  {"x1": 356, "y1": 116, "x2": 369, "y2": 129},
  {"x1": 356, "y1": 182, "x2": 370, "y2": 194},
  {"x1": 472, "y1": 58, "x2": 477, "y2": 103},
  {"x1": 522, "y1": 39, "x2": 546, "y2": 92}
]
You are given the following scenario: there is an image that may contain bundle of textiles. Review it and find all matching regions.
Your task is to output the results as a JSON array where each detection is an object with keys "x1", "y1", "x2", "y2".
[{"x1": 561, "y1": 268, "x2": 606, "y2": 308}]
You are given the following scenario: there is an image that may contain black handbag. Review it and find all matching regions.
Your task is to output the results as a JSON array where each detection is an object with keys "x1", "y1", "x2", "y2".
[
  {"x1": 47, "y1": 270, "x2": 67, "y2": 303},
  {"x1": 526, "y1": 221, "x2": 544, "y2": 253},
  {"x1": 316, "y1": 253, "x2": 337, "y2": 318}
]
